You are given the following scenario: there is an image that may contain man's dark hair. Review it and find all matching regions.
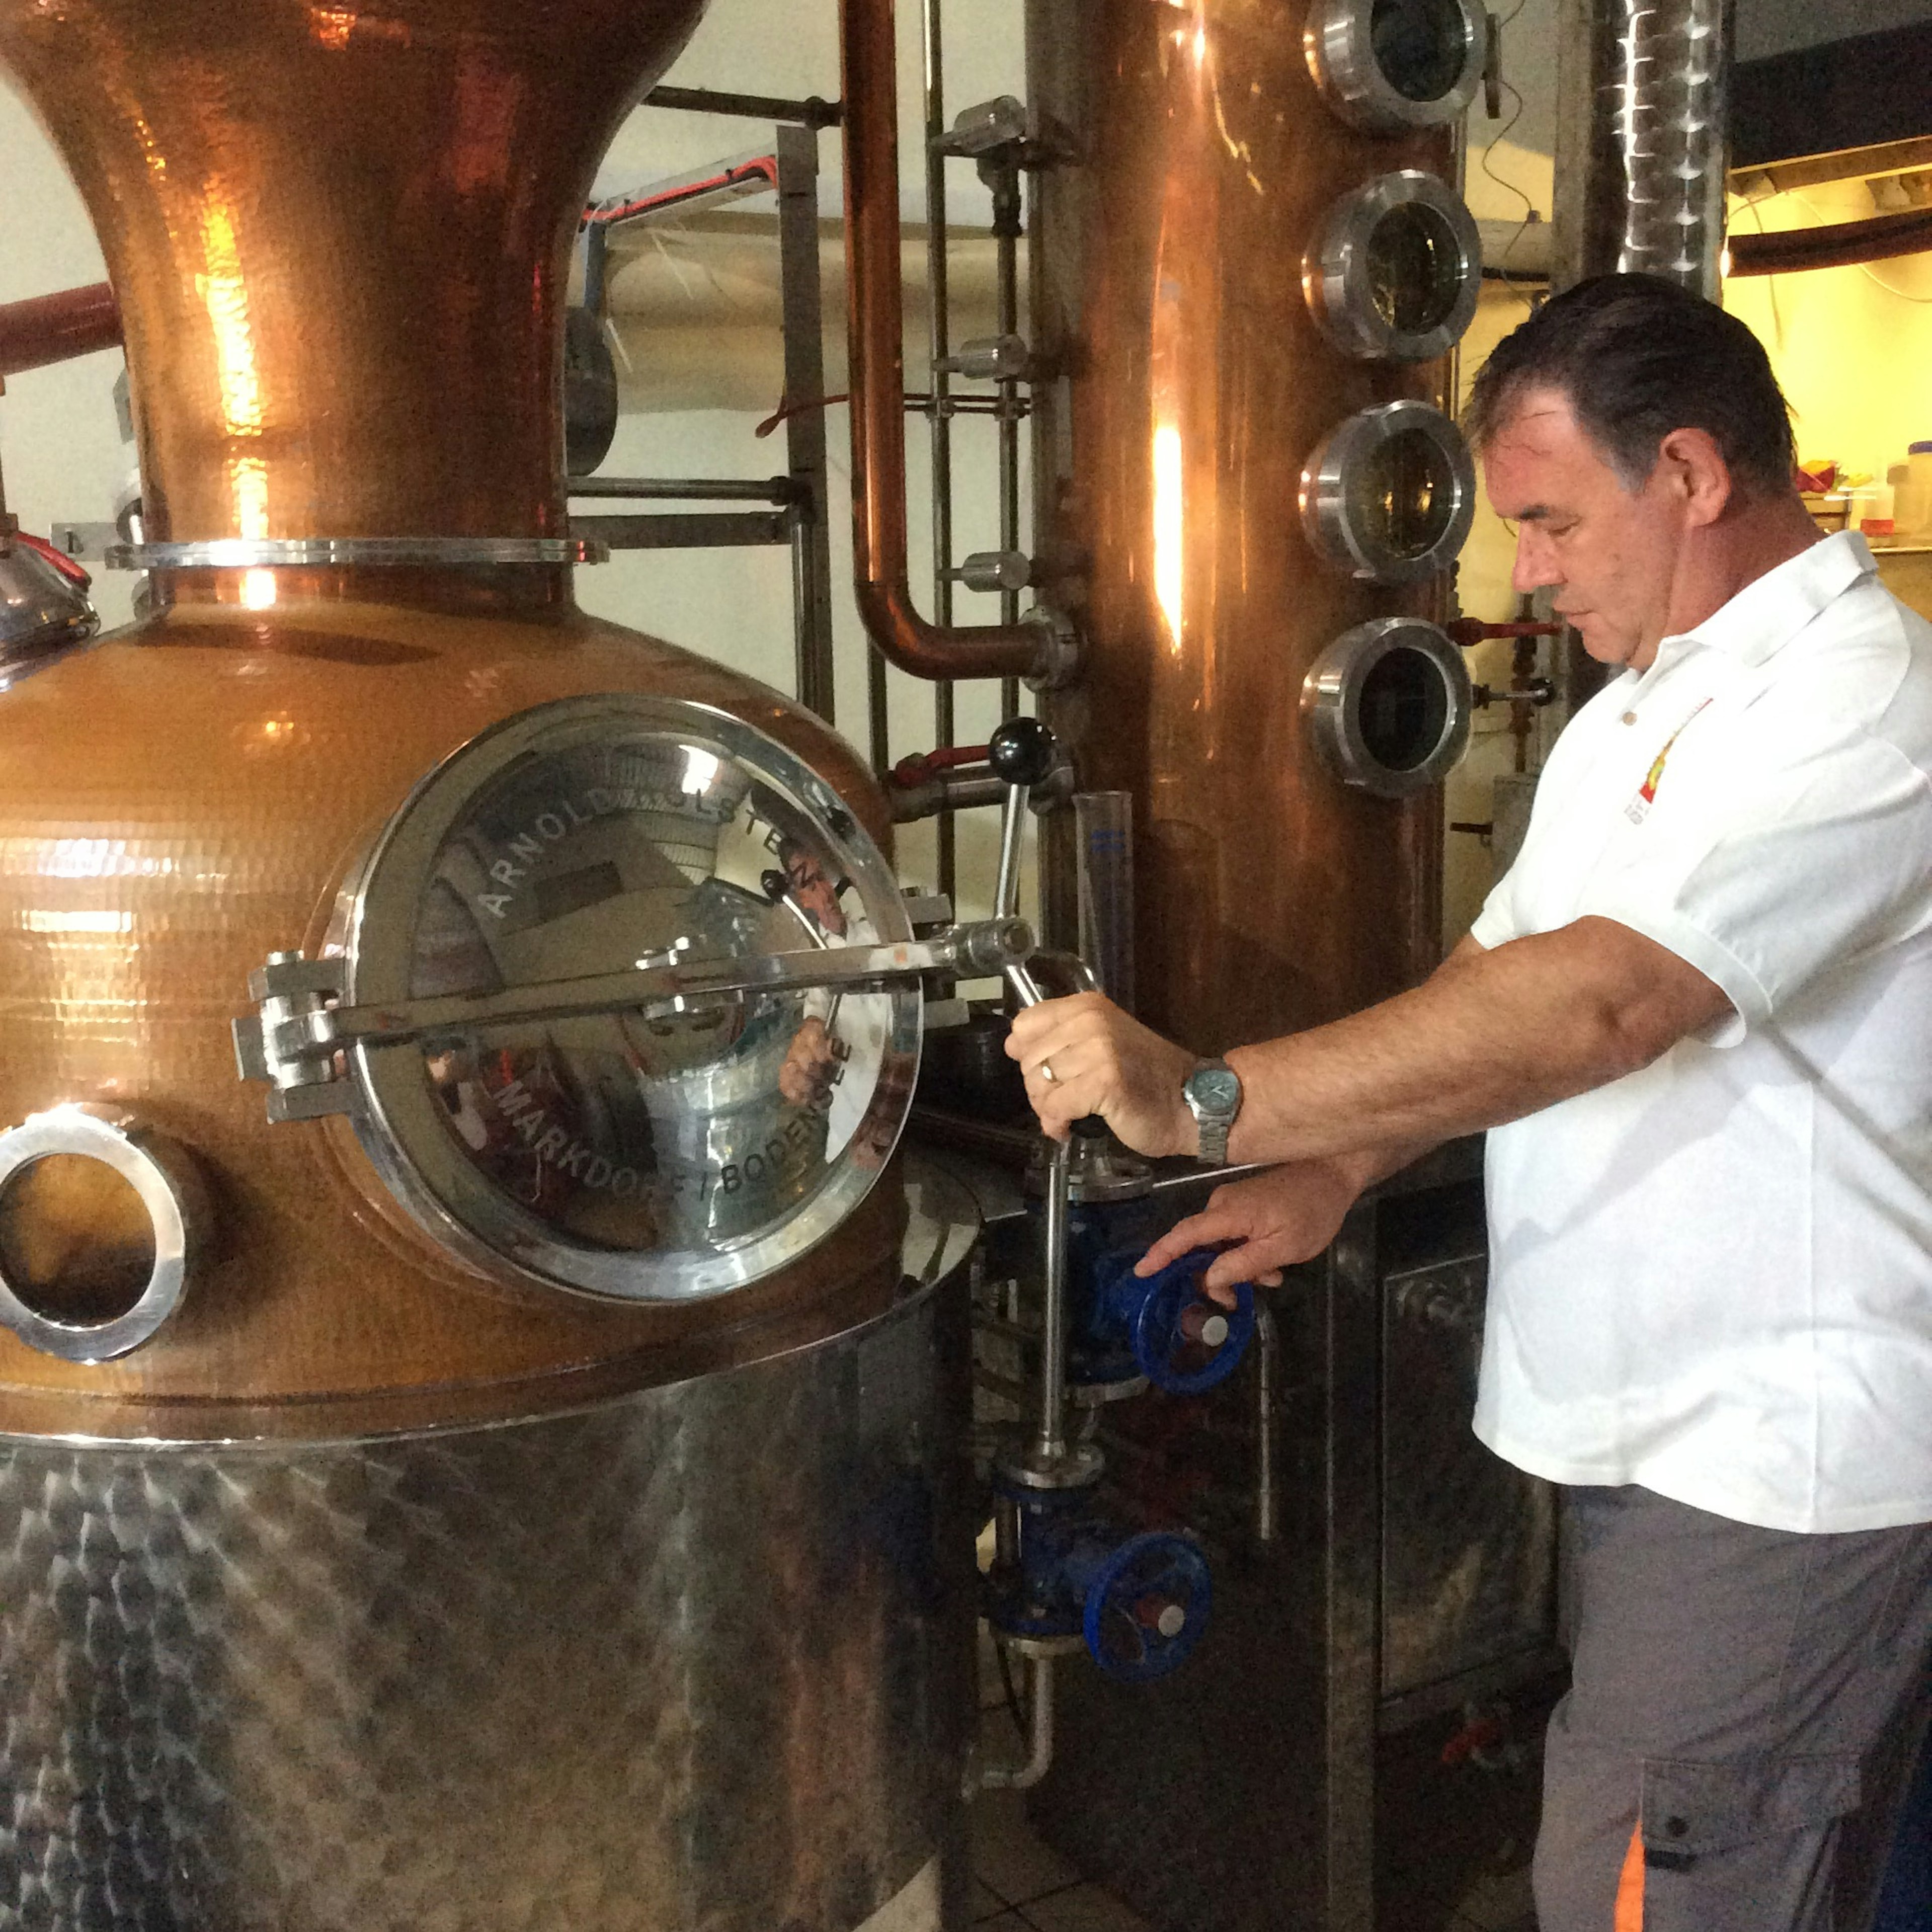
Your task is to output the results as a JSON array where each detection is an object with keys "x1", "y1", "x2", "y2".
[{"x1": 1464, "y1": 273, "x2": 1796, "y2": 498}]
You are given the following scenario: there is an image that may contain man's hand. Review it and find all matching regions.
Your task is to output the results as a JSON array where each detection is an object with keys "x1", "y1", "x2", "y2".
[
  {"x1": 1005, "y1": 991, "x2": 1198, "y2": 1154},
  {"x1": 778, "y1": 1015, "x2": 838, "y2": 1108},
  {"x1": 1137, "y1": 1159, "x2": 1369, "y2": 1302}
]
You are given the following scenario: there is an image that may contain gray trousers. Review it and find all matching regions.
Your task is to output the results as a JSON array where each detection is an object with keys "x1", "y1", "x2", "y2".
[{"x1": 1534, "y1": 1486, "x2": 1932, "y2": 1932}]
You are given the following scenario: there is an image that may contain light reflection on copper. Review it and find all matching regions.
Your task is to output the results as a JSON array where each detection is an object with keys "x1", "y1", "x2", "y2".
[
  {"x1": 309, "y1": 5, "x2": 354, "y2": 49},
  {"x1": 240, "y1": 568, "x2": 278, "y2": 609},
  {"x1": 1153, "y1": 425, "x2": 1184, "y2": 655}
]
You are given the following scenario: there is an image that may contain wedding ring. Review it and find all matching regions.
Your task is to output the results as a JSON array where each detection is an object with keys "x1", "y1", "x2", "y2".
[{"x1": 1039, "y1": 1060, "x2": 1058, "y2": 1084}]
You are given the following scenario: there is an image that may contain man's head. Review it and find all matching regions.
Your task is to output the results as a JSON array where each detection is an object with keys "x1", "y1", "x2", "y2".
[
  {"x1": 1465, "y1": 274, "x2": 1806, "y2": 671},
  {"x1": 778, "y1": 836, "x2": 848, "y2": 936}
]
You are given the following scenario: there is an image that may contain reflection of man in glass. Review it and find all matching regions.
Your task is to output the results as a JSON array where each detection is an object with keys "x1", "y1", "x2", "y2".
[
  {"x1": 777, "y1": 836, "x2": 849, "y2": 1109},
  {"x1": 780, "y1": 835, "x2": 848, "y2": 938}
]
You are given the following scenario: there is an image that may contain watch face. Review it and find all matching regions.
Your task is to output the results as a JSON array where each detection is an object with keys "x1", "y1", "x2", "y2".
[
  {"x1": 1188, "y1": 1066, "x2": 1242, "y2": 1115},
  {"x1": 337, "y1": 696, "x2": 920, "y2": 1303}
]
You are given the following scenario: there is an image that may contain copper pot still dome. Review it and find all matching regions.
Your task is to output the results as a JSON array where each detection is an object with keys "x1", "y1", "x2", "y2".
[
  {"x1": 0, "y1": 5, "x2": 971, "y2": 1926},
  {"x1": 0, "y1": 0, "x2": 910, "y2": 1430}
]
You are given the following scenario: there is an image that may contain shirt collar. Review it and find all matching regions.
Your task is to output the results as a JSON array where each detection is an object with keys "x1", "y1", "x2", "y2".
[{"x1": 1657, "y1": 529, "x2": 1876, "y2": 671}]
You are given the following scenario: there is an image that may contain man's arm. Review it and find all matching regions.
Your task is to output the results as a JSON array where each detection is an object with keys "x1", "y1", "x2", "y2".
[{"x1": 1005, "y1": 917, "x2": 1733, "y2": 1166}]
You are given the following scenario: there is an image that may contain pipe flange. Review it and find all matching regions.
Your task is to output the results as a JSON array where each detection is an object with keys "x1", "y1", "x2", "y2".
[
  {"x1": 1305, "y1": 0, "x2": 1489, "y2": 132},
  {"x1": 1300, "y1": 400, "x2": 1476, "y2": 584},
  {"x1": 0, "y1": 1104, "x2": 209, "y2": 1363},
  {"x1": 1302, "y1": 616, "x2": 1472, "y2": 798},
  {"x1": 104, "y1": 536, "x2": 609, "y2": 571},
  {"x1": 1305, "y1": 171, "x2": 1483, "y2": 364},
  {"x1": 1019, "y1": 603, "x2": 1083, "y2": 691}
]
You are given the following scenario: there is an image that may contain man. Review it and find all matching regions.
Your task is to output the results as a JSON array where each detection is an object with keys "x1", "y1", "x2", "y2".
[{"x1": 1007, "y1": 274, "x2": 1932, "y2": 1932}]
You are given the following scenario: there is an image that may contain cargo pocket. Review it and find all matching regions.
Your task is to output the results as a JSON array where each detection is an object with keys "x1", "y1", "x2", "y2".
[{"x1": 1638, "y1": 1753, "x2": 1863, "y2": 1874}]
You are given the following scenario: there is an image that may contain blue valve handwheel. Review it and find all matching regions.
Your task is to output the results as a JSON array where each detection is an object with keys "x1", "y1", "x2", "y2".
[
  {"x1": 1081, "y1": 1531, "x2": 1212, "y2": 1683},
  {"x1": 1128, "y1": 1249, "x2": 1255, "y2": 1394}
]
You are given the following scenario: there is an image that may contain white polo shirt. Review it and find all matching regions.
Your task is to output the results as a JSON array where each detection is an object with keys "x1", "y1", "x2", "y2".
[{"x1": 1469, "y1": 531, "x2": 1932, "y2": 1533}]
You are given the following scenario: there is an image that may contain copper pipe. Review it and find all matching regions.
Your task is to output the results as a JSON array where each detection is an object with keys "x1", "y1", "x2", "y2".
[
  {"x1": 0, "y1": 281, "x2": 122, "y2": 377},
  {"x1": 1728, "y1": 207, "x2": 1932, "y2": 277},
  {"x1": 838, "y1": 0, "x2": 1072, "y2": 687}
]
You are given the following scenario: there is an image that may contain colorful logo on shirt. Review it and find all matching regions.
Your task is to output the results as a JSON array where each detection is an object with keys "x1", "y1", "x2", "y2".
[{"x1": 1626, "y1": 699, "x2": 1713, "y2": 824}]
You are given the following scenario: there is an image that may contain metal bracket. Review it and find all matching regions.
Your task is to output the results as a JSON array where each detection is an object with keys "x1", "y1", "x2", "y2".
[{"x1": 235, "y1": 920, "x2": 1035, "y2": 1120}]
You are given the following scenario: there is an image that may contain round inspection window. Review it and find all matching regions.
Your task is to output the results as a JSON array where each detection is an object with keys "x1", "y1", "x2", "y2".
[
  {"x1": 336, "y1": 695, "x2": 921, "y2": 1305},
  {"x1": 1305, "y1": 0, "x2": 1488, "y2": 131},
  {"x1": 1302, "y1": 618, "x2": 1472, "y2": 797},
  {"x1": 0, "y1": 1106, "x2": 205, "y2": 1362},
  {"x1": 0, "y1": 1154, "x2": 155, "y2": 1324},
  {"x1": 1305, "y1": 172, "x2": 1481, "y2": 363},
  {"x1": 1301, "y1": 400, "x2": 1476, "y2": 583}
]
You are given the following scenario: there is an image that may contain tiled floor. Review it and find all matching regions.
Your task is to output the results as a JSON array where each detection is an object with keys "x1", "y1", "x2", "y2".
[{"x1": 971, "y1": 1628, "x2": 1538, "y2": 1932}]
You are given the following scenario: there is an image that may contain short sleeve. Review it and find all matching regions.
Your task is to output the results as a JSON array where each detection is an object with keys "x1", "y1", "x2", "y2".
[
  {"x1": 1469, "y1": 873, "x2": 1520, "y2": 951},
  {"x1": 1573, "y1": 712, "x2": 1932, "y2": 1044}
]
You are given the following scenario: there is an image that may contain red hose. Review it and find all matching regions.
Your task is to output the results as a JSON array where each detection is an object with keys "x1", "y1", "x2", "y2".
[{"x1": 0, "y1": 282, "x2": 122, "y2": 377}]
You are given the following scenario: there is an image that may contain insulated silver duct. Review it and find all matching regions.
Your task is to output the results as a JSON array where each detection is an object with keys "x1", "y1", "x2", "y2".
[{"x1": 1550, "y1": 0, "x2": 1736, "y2": 295}]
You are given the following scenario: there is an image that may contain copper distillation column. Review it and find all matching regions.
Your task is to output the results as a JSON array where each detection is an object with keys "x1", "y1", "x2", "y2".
[{"x1": 1025, "y1": 0, "x2": 1488, "y2": 1052}]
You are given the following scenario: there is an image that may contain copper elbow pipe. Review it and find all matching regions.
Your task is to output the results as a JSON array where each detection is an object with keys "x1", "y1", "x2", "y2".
[
  {"x1": 838, "y1": 0, "x2": 1074, "y2": 688},
  {"x1": 0, "y1": 281, "x2": 121, "y2": 378}
]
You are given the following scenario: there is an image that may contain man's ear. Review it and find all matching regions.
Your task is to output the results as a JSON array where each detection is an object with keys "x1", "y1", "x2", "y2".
[{"x1": 1655, "y1": 426, "x2": 1734, "y2": 528}]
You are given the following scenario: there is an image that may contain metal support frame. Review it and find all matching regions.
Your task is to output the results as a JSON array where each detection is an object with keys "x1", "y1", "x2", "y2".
[
  {"x1": 775, "y1": 123, "x2": 839, "y2": 725},
  {"x1": 568, "y1": 110, "x2": 840, "y2": 728},
  {"x1": 988, "y1": 151, "x2": 1025, "y2": 725},
  {"x1": 924, "y1": 0, "x2": 958, "y2": 897}
]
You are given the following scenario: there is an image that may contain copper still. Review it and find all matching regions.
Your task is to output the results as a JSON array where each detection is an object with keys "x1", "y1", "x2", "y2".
[
  {"x1": 0, "y1": 0, "x2": 909, "y2": 1438},
  {"x1": 1026, "y1": 0, "x2": 1486, "y2": 1053},
  {"x1": 0, "y1": 3, "x2": 975, "y2": 1925}
]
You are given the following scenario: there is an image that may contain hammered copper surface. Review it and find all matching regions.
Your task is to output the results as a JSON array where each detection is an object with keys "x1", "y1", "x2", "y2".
[
  {"x1": 0, "y1": 0, "x2": 908, "y2": 1436},
  {"x1": 0, "y1": 0, "x2": 707, "y2": 543},
  {"x1": 1027, "y1": 0, "x2": 1454, "y2": 1054}
]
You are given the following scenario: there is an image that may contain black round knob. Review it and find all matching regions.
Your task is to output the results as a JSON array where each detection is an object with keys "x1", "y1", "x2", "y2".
[{"x1": 987, "y1": 716, "x2": 1058, "y2": 787}]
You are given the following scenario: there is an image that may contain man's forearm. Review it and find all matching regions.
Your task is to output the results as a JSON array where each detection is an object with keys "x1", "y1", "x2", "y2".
[{"x1": 1223, "y1": 919, "x2": 1729, "y2": 1168}]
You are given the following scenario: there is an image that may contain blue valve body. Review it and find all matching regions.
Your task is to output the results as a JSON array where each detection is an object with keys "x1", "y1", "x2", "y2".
[
  {"x1": 1068, "y1": 1243, "x2": 1255, "y2": 1395},
  {"x1": 986, "y1": 1483, "x2": 1212, "y2": 1682}
]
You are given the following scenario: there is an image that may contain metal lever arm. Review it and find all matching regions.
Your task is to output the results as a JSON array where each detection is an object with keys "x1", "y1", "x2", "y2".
[{"x1": 239, "y1": 917, "x2": 1034, "y2": 1084}]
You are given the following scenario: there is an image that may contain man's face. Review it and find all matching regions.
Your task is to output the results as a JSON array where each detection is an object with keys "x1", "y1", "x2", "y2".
[
  {"x1": 1481, "y1": 386, "x2": 1689, "y2": 673},
  {"x1": 784, "y1": 851, "x2": 846, "y2": 936}
]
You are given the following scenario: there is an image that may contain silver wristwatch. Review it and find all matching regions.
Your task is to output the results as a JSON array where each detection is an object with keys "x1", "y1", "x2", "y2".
[{"x1": 1182, "y1": 1058, "x2": 1243, "y2": 1165}]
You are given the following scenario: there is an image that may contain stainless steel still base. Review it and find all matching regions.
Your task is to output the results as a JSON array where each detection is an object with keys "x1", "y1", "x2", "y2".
[{"x1": 0, "y1": 1271, "x2": 974, "y2": 1932}]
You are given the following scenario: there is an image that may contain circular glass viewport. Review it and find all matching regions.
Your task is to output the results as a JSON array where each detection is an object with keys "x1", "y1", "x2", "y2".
[
  {"x1": 1372, "y1": 0, "x2": 1471, "y2": 102},
  {"x1": 1305, "y1": 0, "x2": 1488, "y2": 132},
  {"x1": 1302, "y1": 400, "x2": 1477, "y2": 584},
  {"x1": 1302, "y1": 618, "x2": 1472, "y2": 798},
  {"x1": 1306, "y1": 173, "x2": 1482, "y2": 364},
  {"x1": 0, "y1": 1153, "x2": 156, "y2": 1326},
  {"x1": 1358, "y1": 643, "x2": 1451, "y2": 772},
  {"x1": 0, "y1": 1105, "x2": 204, "y2": 1363},
  {"x1": 1351, "y1": 427, "x2": 1456, "y2": 563}
]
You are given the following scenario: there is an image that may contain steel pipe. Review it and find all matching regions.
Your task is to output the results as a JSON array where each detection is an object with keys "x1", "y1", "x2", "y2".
[
  {"x1": 0, "y1": 281, "x2": 121, "y2": 377},
  {"x1": 838, "y1": 0, "x2": 1074, "y2": 688},
  {"x1": 979, "y1": 1652, "x2": 1056, "y2": 1790}
]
